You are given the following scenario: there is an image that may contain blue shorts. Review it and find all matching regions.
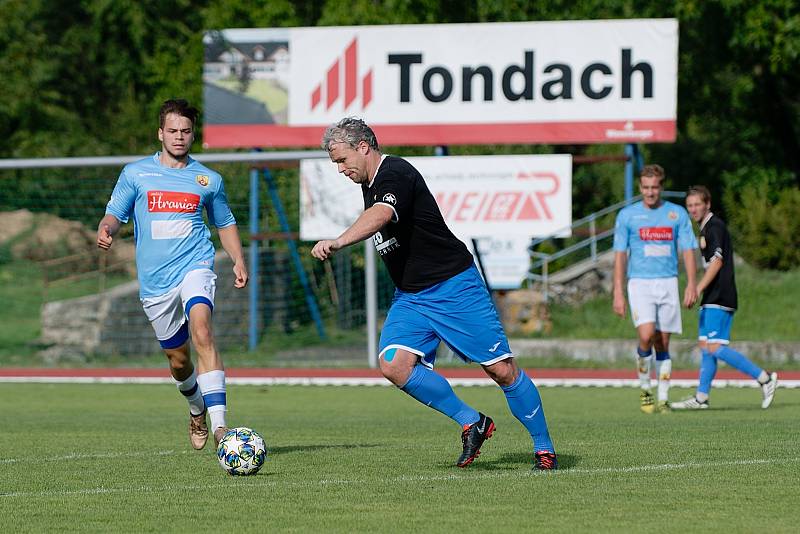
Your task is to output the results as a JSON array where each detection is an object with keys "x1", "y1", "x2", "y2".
[
  {"x1": 379, "y1": 265, "x2": 512, "y2": 368},
  {"x1": 698, "y1": 306, "x2": 734, "y2": 345}
]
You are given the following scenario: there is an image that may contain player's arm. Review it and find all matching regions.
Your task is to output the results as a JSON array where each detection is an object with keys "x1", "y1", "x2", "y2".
[
  {"x1": 218, "y1": 224, "x2": 248, "y2": 289},
  {"x1": 682, "y1": 248, "x2": 698, "y2": 308},
  {"x1": 311, "y1": 204, "x2": 394, "y2": 261},
  {"x1": 612, "y1": 251, "x2": 628, "y2": 318},
  {"x1": 96, "y1": 214, "x2": 122, "y2": 250},
  {"x1": 696, "y1": 256, "x2": 723, "y2": 295}
]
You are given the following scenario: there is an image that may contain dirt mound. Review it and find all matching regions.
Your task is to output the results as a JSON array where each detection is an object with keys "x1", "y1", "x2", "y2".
[{"x1": 0, "y1": 209, "x2": 135, "y2": 274}]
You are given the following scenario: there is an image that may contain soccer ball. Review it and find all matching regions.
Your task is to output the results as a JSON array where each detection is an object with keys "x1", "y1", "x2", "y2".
[{"x1": 216, "y1": 427, "x2": 267, "y2": 476}]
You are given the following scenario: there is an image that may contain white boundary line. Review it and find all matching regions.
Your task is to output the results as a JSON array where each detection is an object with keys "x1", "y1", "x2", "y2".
[
  {"x1": 0, "y1": 376, "x2": 797, "y2": 388},
  {"x1": 2, "y1": 457, "x2": 798, "y2": 498}
]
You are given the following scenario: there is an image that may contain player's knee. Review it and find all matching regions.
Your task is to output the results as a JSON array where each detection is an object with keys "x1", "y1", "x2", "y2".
[
  {"x1": 190, "y1": 323, "x2": 215, "y2": 349},
  {"x1": 484, "y1": 358, "x2": 517, "y2": 387},
  {"x1": 379, "y1": 348, "x2": 414, "y2": 385}
]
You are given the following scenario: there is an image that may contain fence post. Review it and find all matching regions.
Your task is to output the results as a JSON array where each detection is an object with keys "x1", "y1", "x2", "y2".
[
  {"x1": 542, "y1": 257, "x2": 549, "y2": 303},
  {"x1": 248, "y1": 167, "x2": 260, "y2": 351},
  {"x1": 589, "y1": 214, "x2": 597, "y2": 262},
  {"x1": 365, "y1": 239, "x2": 378, "y2": 368}
]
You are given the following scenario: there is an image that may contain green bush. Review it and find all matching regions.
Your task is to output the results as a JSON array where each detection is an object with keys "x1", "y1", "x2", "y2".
[{"x1": 723, "y1": 169, "x2": 800, "y2": 270}]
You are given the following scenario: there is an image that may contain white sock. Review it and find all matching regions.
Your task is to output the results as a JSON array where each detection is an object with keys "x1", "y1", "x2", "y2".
[
  {"x1": 175, "y1": 368, "x2": 205, "y2": 416},
  {"x1": 757, "y1": 370, "x2": 769, "y2": 384},
  {"x1": 197, "y1": 370, "x2": 227, "y2": 431},
  {"x1": 638, "y1": 355, "x2": 653, "y2": 390},
  {"x1": 696, "y1": 392, "x2": 709, "y2": 402},
  {"x1": 656, "y1": 358, "x2": 672, "y2": 402}
]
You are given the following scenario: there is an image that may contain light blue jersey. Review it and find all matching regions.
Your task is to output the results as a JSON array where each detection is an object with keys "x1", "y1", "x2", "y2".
[
  {"x1": 613, "y1": 200, "x2": 696, "y2": 279},
  {"x1": 105, "y1": 153, "x2": 236, "y2": 298}
]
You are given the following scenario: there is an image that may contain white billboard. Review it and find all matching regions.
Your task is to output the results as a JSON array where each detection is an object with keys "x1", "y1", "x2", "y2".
[
  {"x1": 300, "y1": 154, "x2": 572, "y2": 289},
  {"x1": 204, "y1": 19, "x2": 678, "y2": 147}
]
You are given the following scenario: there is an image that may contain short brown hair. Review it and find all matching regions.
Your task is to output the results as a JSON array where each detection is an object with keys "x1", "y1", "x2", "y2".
[
  {"x1": 687, "y1": 185, "x2": 711, "y2": 204},
  {"x1": 159, "y1": 99, "x2": 198, "y2": 128},
  {"x1": 640, "y1": 164, "x2": 665, "y2": 184}
]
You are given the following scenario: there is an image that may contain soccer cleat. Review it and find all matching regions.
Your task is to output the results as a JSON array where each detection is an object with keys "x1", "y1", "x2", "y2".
[
  {"x1": 656, "y1": 400, "x2": 671, "y2": 413},
  {"x1": 456, "y1": 413, "x2": 495, "y2": 467},
  {"x1": 671, "y1": 396, "x2": 709, "y2": 410},
  {"x1": 639, "y1": 390, "x2": 655, "y2": 414},
  {"x1": 534, "y1": 451, "x2": 558, "y2": 470},
  {"x1": 213, "y1": 426, "x2": 230, "y2": 448},
  {"x1": 189, "y1": 410, "x2": 208, "y2": 450},
  {"x1": 761, "y1": 372, "x2": 778, "y2": 409}
]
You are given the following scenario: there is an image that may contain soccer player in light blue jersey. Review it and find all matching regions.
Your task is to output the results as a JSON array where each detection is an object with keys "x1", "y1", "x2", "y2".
[
  {"x1": 96, "y1": 99, "x2": 248, "y2": 450},
  {"x1": 613, "y1": 164, "x2": 698, "y2": 413}
]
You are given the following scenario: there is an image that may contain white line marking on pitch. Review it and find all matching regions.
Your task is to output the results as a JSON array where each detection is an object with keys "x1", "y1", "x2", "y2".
[
  {"x1": 0, "y1": 449, "x2": 186, "y2": 464},
  {"x1": 1, "y1": 457, "x2": 797, "y2": 498}
]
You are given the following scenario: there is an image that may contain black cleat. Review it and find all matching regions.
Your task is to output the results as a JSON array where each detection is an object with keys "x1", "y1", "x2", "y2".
[
  {"x1": 456, "y1": 413, "x2": 495, "y2": 467},
  {"x1": 534, "y1": 451, "x2": 558, "y2": 470}
]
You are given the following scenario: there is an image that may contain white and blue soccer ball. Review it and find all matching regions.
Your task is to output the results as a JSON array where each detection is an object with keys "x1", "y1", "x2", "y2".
[{"x1": 216, "y1": 427, "x2": 267, "y2": 476}]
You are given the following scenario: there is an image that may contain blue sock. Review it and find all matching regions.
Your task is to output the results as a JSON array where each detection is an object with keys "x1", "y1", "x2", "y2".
[
  {"x1": 655, "y1": 351, "x2": 669, "y2": 361},
  {"x1": 501, "y1": 371, "x2": 554, "y2": 453},
  {"x1": 697, "y1": 349, "x2": 717, "y2": 395},
  {"x1": 714, "y1": 346, "x2": 762, "y2": 380},
  {"x1": 401, "y1": 365, "x2": 479, "y2": 427}
]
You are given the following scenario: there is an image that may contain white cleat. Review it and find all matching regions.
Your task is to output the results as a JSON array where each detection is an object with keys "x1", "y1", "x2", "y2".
[
  {"x1": 671, "y1": 396, "x2": 709, "y2": 410},
  {"x1": 761, "y1": 372, "x2": 778, "y2": 409}
]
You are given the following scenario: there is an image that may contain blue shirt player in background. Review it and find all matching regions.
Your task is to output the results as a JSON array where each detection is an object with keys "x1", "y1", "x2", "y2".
[
  {"x1": 96, "y1": 99, "x2": 248, "y2": 451},
  {"x1": 613, "y1": 164, "x2": 697, "y2": 413},
  {"x1": 311, "y1": 118, "x2": 557, "y2": 470}
]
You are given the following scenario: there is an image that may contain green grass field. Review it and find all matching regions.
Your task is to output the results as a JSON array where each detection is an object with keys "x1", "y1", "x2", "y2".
[{"x1": 1, "y1": 383, "x2": 798, "y2": 532}]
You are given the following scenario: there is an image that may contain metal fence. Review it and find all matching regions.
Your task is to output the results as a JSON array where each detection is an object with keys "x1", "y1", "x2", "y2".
[{"x1": 0, "y1": 152, "x2": 396, "y2": 366}]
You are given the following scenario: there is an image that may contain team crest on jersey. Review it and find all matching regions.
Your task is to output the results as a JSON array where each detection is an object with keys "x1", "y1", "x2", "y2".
[
  {"x1": 700, "y1": 236, "x2": 706, "y2": 249},
  {"x1": 382, "y1": 193, "x2": 397, "y2": 205},
  {"x1": 196, "y1": 175, "x2": 210, "y2": 187},
  {"x1": 668, "y1": 211, "x2": 678, "y2": 220}
]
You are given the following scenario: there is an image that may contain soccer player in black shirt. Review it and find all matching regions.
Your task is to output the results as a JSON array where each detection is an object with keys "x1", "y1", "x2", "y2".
[
  {"x1": 673, "y1": 185, "x2": 778, "y2": 409},
  {"x1": 311, "y1": 117, "x2": 557, "y2": 469}
]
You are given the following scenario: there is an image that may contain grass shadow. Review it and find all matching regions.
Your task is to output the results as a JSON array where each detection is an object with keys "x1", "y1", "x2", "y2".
[{"x1": 440, "y1": 452, "x2": 580, "y2": 471}]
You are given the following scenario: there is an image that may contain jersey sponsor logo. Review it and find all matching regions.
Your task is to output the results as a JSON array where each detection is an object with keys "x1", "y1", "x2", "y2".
[
  {"x1": 644, "y1": 244, "x2": 672, "y2": 257},
  {"x1": 138, "y1": 172, "x2": 163, "y2": 177},
  {"x1": 639, "y1": 226, "x2": 673, "y2": 241},
  {"x1": 382, "y1": 193, "x2": 397, "y2": 205},
  {"x1": 373, "y1": 232, "x2": 399, "y2": 254},
  {"x1": 147, "y1": 191, "x2": 201, "y2": 213},
  {"x1": 196, "y1": 175, "x2": 210, "y2": 187},
  {"x1": 151, "y1": 219, "x2": 192, "y2": 240}
]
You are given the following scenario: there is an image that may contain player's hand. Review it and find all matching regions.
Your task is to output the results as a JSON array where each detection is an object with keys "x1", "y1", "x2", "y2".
[
  {"x1": 612, "y1": 293, "x2": 626, "y2": 318},
  {"x1": 233, "y1": 262, "x2": 248, "y2": 288},
  {"x1": 311, "y1": 239, "x2": 340, "y2": 261},
  {"x1": 97, "y1": 224, "x2": 113, "y2": 250},
  {"x1": 683, "y1": 285, "x2": 698, "y2": 308}
]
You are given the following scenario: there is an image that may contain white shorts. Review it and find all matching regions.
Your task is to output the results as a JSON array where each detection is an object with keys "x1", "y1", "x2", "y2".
[
  {"x1": 141, "y1": 269, "x2": 217, "y2": 341},
  {"x1": 627, "y1": 277, "x2": 682, "y2": 334}
]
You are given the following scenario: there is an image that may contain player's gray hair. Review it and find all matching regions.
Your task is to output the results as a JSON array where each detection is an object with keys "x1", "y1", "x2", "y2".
[{"x1": 320, "y1": 117, "x2": 380, "y2": 152}]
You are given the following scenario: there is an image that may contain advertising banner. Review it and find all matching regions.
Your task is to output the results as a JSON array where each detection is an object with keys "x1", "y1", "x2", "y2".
[
  {"x1": 300, "y1": 154, "x2": 572, "y2": 289},
  {"x1": 203, "y1": 19, "x2": 677, "y2": 147}
]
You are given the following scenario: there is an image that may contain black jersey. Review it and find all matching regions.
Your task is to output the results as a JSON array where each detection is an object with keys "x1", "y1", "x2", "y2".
[
  {"x1": 699, "y1": 214, "x2": 738, "y2": 309},
  {"x1": 362, "y1": 156, "x2": 474, "y2": 292}
]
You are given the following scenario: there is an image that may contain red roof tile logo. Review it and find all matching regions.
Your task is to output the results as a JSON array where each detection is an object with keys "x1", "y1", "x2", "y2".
[{"x1": 310, "y1": 38, "x2": 373, "y2": 112}]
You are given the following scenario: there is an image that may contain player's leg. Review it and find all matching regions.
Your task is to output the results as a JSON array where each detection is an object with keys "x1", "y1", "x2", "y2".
[
  {"x1": 483, "y1": 358, "x2": 557, "y2": 470},
  {"x1": 180, "y1": 269, "x2": 228, "y2": 444},
  {"x1": 628, "y1": 279, "x2": 658, "y2": 413},
  {"x1": 653, "y1": 330, "x2": 672, "y2": 412},
  {"x1": 703, "y1": 309, "x2": 778, "y2": 408},
  {"x1": 652, "y1": 277, "x2": 682, "y2": 412},
  {"x1": 426, "y1": 265, "x2": 556, "y2": 469},
  {"x1": 142, "y1": 287, "x2": 207, "y2": 449}
]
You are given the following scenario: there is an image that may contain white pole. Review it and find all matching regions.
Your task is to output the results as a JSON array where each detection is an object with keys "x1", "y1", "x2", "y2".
[{"x1": 365, "y1": 240, "x2": 378, "y2": 368}]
